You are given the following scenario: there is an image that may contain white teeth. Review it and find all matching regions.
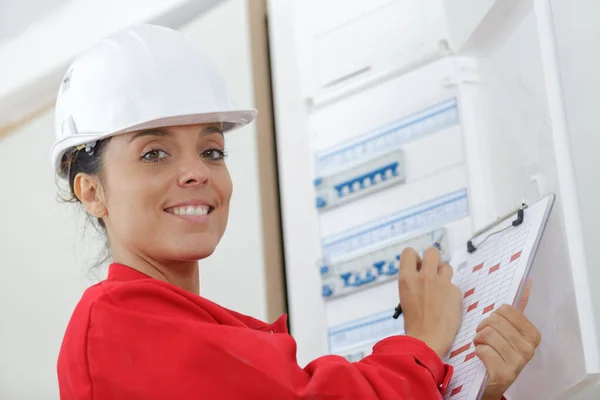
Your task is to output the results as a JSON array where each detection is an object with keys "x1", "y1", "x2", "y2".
[
  {"x1": 169, "y1": 205, "x2": 210, "y2": 216},
  {"x1": 195, "y1": 206, "x2": 208, "y2": 216}
]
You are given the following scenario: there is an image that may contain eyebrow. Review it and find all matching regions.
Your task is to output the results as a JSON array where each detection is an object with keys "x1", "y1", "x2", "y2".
[
  {"x1": 200, "y1": 126, "x2": 224, "y2": 137},
  {"x1": 129, "y1": 126, "x2": 224, "y2": 143}
]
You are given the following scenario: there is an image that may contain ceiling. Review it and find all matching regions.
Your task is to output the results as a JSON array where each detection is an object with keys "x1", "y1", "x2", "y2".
[{"x1": 0, "y1": 0, "x2": 71, "y2": 43}]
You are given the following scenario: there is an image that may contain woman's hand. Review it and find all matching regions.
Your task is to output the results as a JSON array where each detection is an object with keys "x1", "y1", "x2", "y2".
[
  {"x1": 476, "y1": 280, "x2": 541, "y2": 400},
  {"x1": 399, "y1": 247, "x2": 463, "y2": 358}
]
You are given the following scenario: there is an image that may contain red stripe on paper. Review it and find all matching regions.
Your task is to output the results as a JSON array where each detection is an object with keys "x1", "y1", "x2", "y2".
[
  {"x1": 467, "y1": 301, "x2": 479, "y2": 312},
  {"x1": 511, "y1": 251, "x2": 522, "y2": 262},
  {"x1": 489, "y1": 264, "x2": 500, "y2": 274},
  {"x1": 483, "y1": 304, "x2": 495, "y2": 314},
  {"x1": 451, "y1": 385, "x2": 463, "y2": 396},
  {"x1": 450, "y1": 343, "x2": 471, "y2": 358}
]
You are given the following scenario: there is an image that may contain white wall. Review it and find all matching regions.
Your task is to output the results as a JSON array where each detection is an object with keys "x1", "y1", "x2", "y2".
[
  {"x1": 0, "y1": 0, "x2": 268, "y2": 398},
  {"x1": 0, "y1": 110, "x2": 99, "y2": 400},
  {"x1": 551, "y1": 1, "x2": 600, "y2": 399}
]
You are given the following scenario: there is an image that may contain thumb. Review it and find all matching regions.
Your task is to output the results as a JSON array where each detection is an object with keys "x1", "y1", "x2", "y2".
[{"x1": 517, "y1": 279, "x2": 532, "y2": 312}]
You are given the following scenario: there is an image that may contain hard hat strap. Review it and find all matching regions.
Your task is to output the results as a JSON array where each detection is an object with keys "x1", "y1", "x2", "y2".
[{"x1": 75, "y1": 141, "x2": 97, "y2": 156}]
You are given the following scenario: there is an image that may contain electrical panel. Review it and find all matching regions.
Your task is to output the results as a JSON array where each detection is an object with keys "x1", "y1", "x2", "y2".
[
  {"x1": 271, "y1": 1, "x2": 600, "y2": 398},
  {"x1": 320, "y1": 227, "x2": 449, "y2": 299},
  {"x1": 312, "y1": 91, "x2": 471, "y2": 358},
  {"x1": 314, "y1": 96, "x2": 468, "y2": 305},
  {"x1": 299, "y1": 0, "x2": 495, "y2": 108},
  {"x1": 315, "y1": 149, "x2": 406, "y2": 210},
  {"x1": 271, "y1": 0, "x2": 476, "y2": 370},
  {"x1": 328, "y1": 309, "x2": 405, "y2": 362}
]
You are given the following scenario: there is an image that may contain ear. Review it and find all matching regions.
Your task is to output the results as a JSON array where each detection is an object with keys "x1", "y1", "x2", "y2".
[{"x1": 74, "y1": 173, "x2": 108, "y2": 219}]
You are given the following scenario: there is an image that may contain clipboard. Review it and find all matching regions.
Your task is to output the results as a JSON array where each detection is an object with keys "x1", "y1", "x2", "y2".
[{"x1": 442, "y1": 193, "x2": 556, "y2": 400}]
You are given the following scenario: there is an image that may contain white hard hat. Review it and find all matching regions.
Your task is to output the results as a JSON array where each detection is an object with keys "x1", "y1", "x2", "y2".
[{"x1": 51, "y1": 23, "x2": 257, "y2": 177}]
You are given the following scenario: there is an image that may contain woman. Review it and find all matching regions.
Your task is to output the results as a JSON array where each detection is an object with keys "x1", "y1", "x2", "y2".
[{"x1": 53, "y1": 24, "x2": 541, "y2": 399}]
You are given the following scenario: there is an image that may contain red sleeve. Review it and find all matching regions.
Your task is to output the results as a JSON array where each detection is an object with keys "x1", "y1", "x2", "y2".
[
  {"x1": 60, "y1": 282, "x2": 453, "y2": 400},
  {"x1": 302, "y1": 336, "x2": 453, "y2": 398}
]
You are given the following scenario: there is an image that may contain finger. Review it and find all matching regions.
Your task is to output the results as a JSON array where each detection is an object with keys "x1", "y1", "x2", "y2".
[
  {"x1": 517, "y1": 279, "x2": 532, "y2": 312},
  {"x1": 477, "y1": 312, "x2": 523, "y2": 349},
  {"x1": 475, "y1": 344, "x2": 504, "y2": 377},
  {"x1": 495, "y1": 305, "x2": 541, "y2": 347},
  {"x1": 475, "y1": 315, "x2": 533, "y2": 365},
  {"x1": 438, "y1": 263, "x2": 454, "y2": 281},
  {"x1": 473, "y1": 326, "x2": 515, "y2": 364},
  {"x1": 399, "y1": 247, "x2": 421, "y2": 279},
  {"x1": 476, "y1": 344, "x2": 519, "y2": 395},
  {"x1": 421, "y1": 246, "x2": 441, "y2": 277}
]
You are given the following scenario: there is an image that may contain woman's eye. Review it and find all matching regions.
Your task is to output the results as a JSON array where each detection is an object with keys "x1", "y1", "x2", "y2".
[
  {"x1": 142, "y1": 149, "x2": 168, "y2": 162},
  {"x1": 201, "y1": 148, "x2": 226, "y2": 160}
]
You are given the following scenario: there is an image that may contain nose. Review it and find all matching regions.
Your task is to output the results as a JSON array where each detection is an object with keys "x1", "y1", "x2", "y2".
[{"x1": 177, "y1": 156, "x2": 210, "y2": 188}]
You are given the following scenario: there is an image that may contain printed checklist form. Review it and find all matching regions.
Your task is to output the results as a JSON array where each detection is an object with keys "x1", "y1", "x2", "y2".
[{"x1": 442, "y1": 194, "x2": 555, "y2": 400}]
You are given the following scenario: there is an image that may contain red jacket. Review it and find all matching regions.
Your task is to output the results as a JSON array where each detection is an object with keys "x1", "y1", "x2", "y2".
[{"x1": 58, "y1": 263, "x2": 454, "y2": 399}]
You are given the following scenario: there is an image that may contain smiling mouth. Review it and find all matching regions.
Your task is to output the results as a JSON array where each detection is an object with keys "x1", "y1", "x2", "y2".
[{"x1": 164, "y1": 205, "x2": 214, "y2": 216}]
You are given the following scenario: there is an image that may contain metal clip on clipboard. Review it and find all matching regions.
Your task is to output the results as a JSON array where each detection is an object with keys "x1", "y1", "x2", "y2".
[{"x1": 466, "y1": 202, "x2": 529, "y2": 253}]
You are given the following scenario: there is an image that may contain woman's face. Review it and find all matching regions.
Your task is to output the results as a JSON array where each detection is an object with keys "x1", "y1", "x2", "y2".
[{"x1": 98, "y1": 123, "x2": 232, "y2": 263}]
